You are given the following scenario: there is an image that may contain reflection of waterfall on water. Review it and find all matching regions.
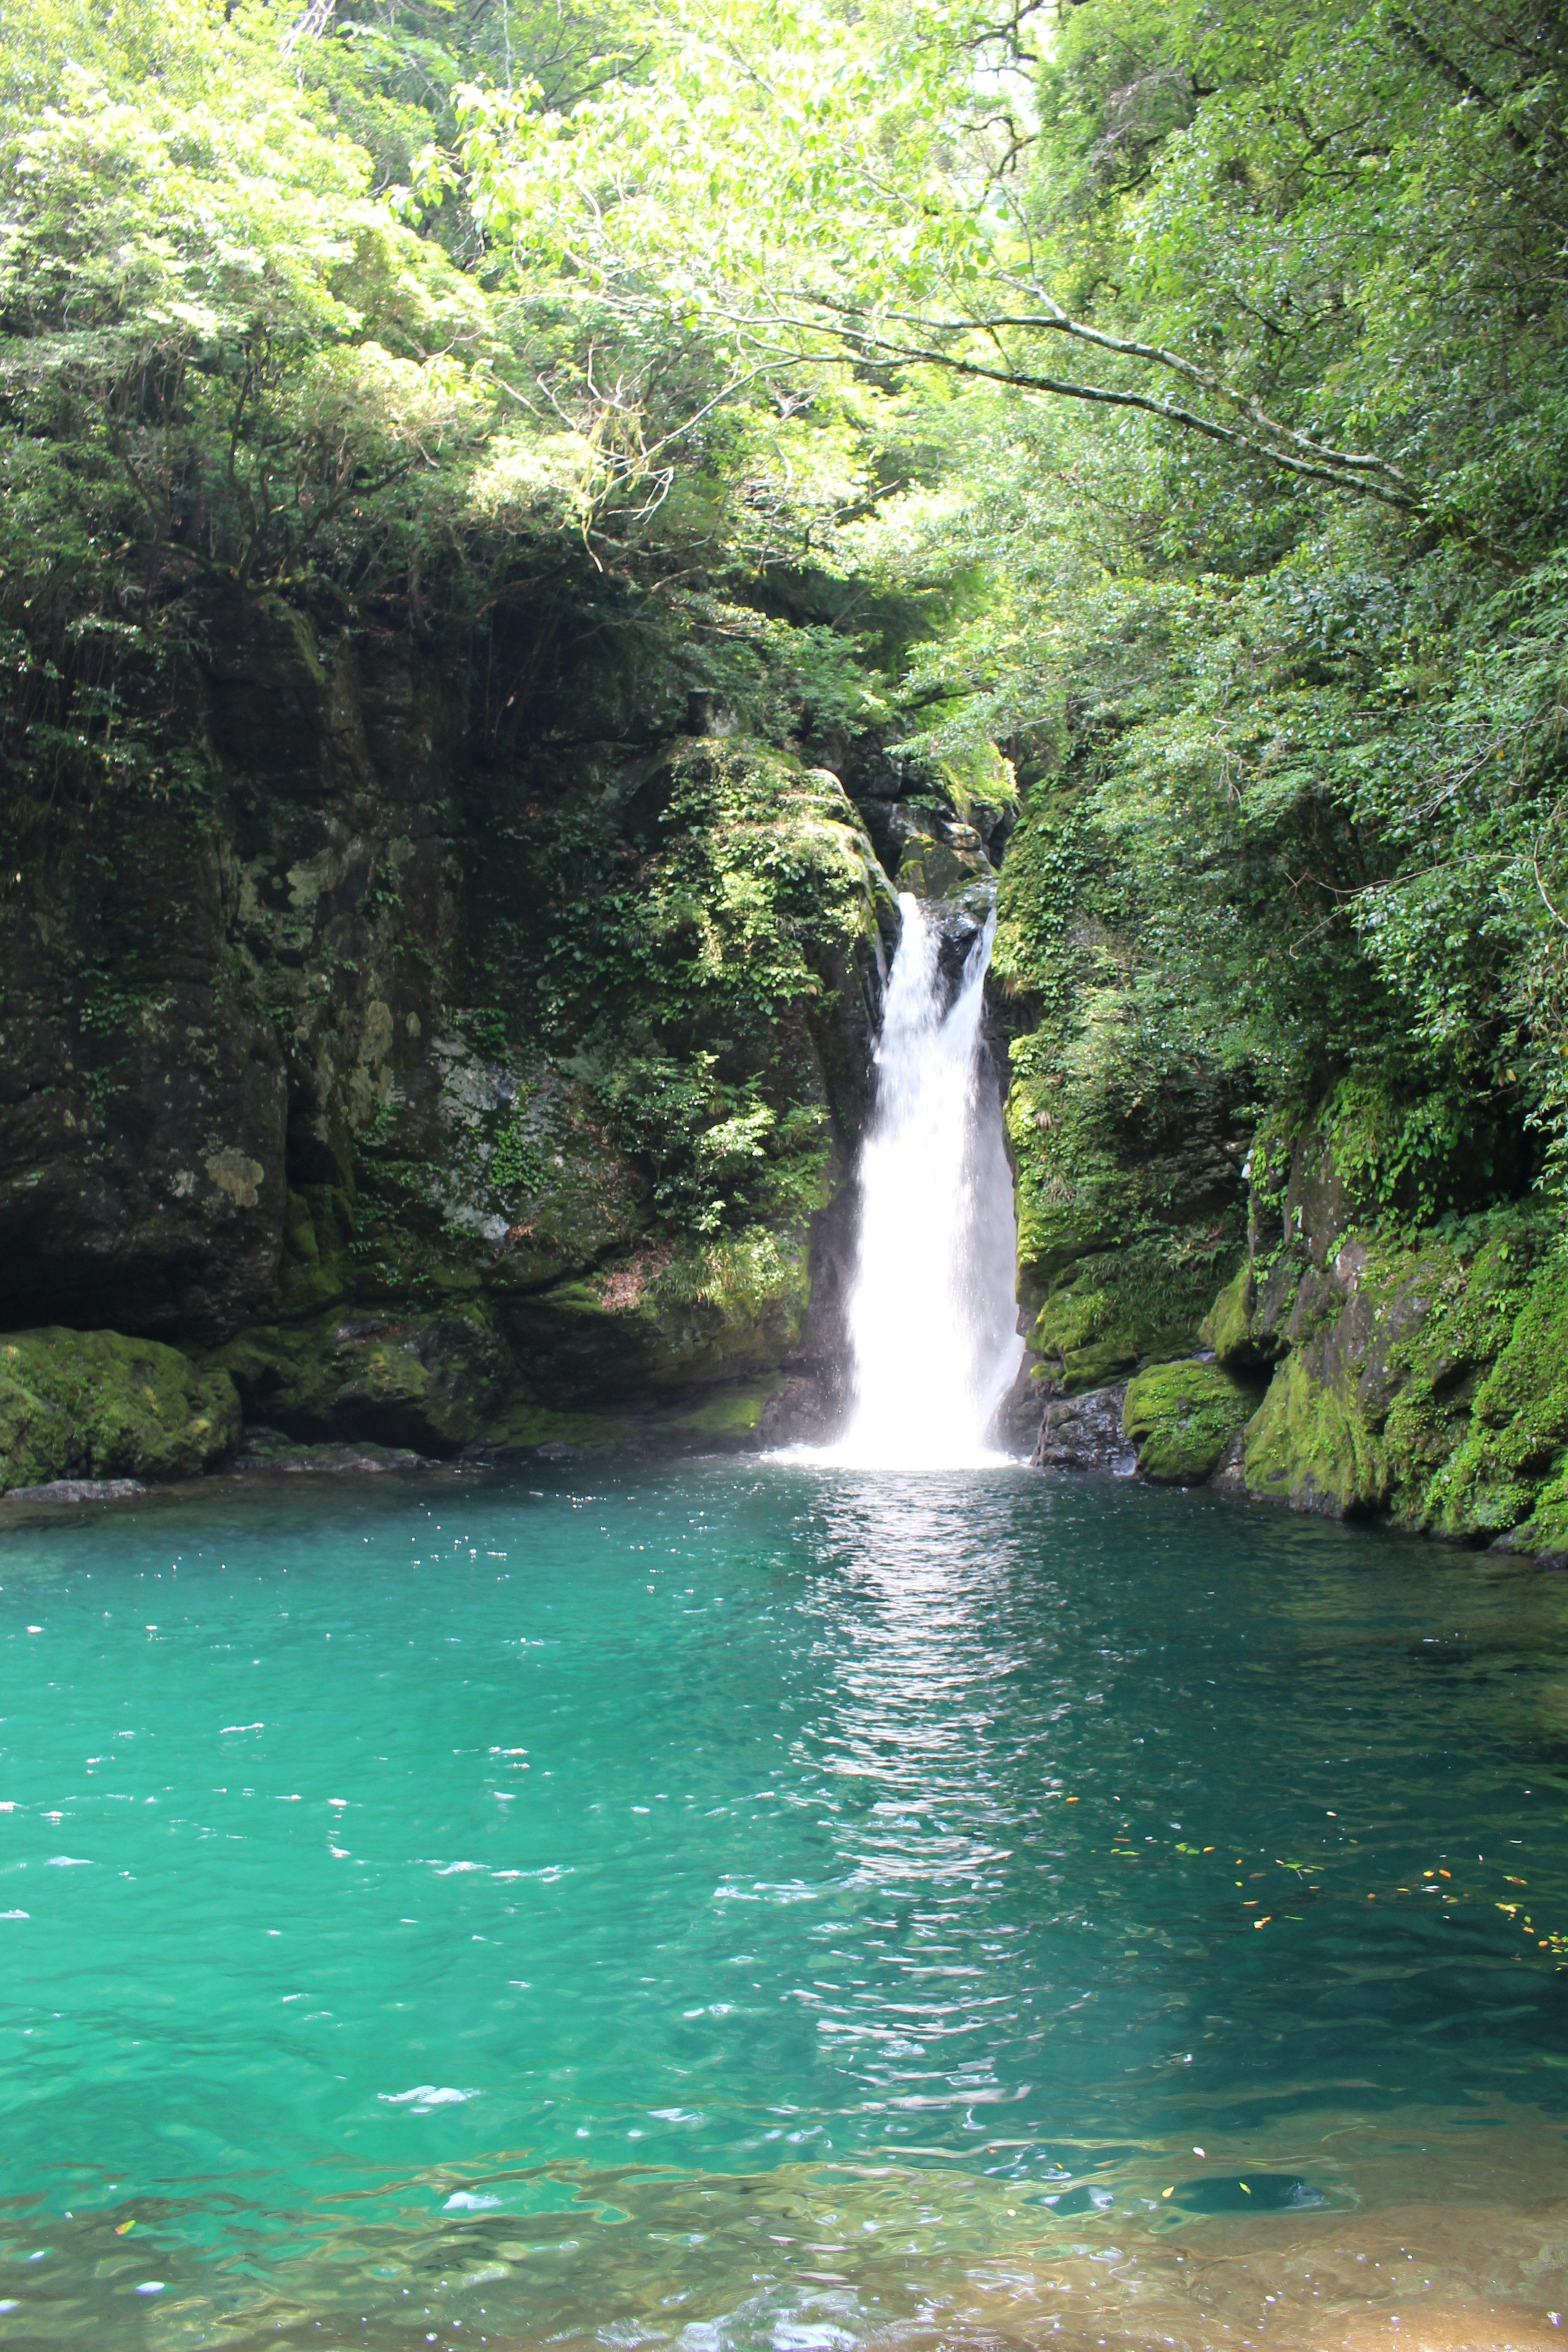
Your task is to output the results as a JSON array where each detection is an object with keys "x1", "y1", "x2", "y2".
[{"x1": 830, "y1": 892, "x2": 1022, "y2": 1469}]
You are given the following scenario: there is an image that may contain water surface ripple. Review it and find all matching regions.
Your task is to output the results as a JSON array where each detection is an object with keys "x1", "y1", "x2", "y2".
[{"x1": 1, "y1": 1463, "x2": 1566, "y2": 2347}]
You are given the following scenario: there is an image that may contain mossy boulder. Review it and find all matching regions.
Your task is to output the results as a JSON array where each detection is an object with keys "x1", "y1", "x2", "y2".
[
  {"x1": 1025, "y1": 1285, "x2": 1142, "y2": 1394},
  {"x1": 1121, "y1": 1359, "x2": 1259, "y2": 1483},
  {"x1": 1200, "y1": 1265, "x2": 1260, "y2": 1366},
  {"x1": 1023, "y1": 1232, "x2": 1245, "y2": 1397},
  {"x1": 0, "y1": 1327, "x2": 240, "y2": 1490},
  {"x1": 500, "y1": 1227, "x2": 812, "y2": 1402},
  {"x1": 1417, "y1": 1240, "x2": 1568, "y2": 1547},
  {"x1": 1214, "y1": 1207, "x2": 1565, "y2": 1528},
  {"x1": 210, "y1": 1304, "x2": 514, "y2": 1454}
]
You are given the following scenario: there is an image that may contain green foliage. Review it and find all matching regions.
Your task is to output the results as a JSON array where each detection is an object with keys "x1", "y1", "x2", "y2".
[
  {"x1": 466, "y1": 742, "x2": 877, "y2": 1237},
  {"x1": 9, "y1": 0, "x2": 1568, "y2": 1462},
  {"x1": 487, "y1": 1116, "x2": 550, "y2": 1204},
  {"x1": 593, "y1": 1051, "x2": 828, "y2": 1238}
]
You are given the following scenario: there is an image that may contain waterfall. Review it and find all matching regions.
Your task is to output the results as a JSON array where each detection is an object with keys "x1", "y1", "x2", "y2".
[{"x1": 829, "y1": 893, "x2": 1023, "y2": 1469}]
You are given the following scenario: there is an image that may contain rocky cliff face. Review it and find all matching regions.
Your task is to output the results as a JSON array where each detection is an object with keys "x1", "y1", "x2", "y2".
[
  {"x1": 1194, "y1": 1122, "x2": 1568, "y2": 1558},
  {"x1": 1010, "y1": 1096, "x2": 1568, "y2": 1568},
  {"x1": 2, "y1": 594, "x2": 975, "y2": 1475}
]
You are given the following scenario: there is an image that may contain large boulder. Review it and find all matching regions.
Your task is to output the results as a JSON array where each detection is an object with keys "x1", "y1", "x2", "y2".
[
  {"x1": 0, "y1": 1327, "x2": 240, "y2": 1490},
  {"x1": 1121, "y1": 1359, "x2": 1260, "y2": 1484}
]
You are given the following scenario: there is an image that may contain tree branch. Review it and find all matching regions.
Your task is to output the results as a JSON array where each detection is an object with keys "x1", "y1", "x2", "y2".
[
  {"x1": 742, "y1": 314, "x2": 1425, "y2": 510},
  {"x1": 842, "y1": 285, "x2": 1413, "y2": 488}
]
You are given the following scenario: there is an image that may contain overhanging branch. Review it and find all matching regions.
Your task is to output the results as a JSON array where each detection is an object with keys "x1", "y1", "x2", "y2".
[{"x1": 739, "y1": 310, "x2": 1425, "y2": 510}]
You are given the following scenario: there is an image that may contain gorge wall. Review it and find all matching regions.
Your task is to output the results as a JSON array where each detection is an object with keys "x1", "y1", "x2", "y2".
[
  {"x1": 998, "y1": 777, "x2": 1568, "y2": 1568},
  {"x1": 0, "y1": 593, "x2": 1013, "y2": 1486},
  {"x1": 7, "y1": 592, "x2": 1568, "y2": 1565}
]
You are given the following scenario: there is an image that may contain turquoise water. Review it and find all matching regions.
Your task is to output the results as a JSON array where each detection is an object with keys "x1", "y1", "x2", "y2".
[{"x1": 2, "y1": 1463, "x2": 1568, "y2": 2348}]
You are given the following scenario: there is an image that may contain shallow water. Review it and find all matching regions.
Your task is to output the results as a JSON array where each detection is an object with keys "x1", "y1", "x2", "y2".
[{"x1": 2, "y1": 1463, "x2": 1567, "y2": 2348}]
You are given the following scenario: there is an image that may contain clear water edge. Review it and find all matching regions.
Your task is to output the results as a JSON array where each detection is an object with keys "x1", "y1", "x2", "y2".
[{"x1": 2, "y1": 1462, "x2": 1568, "y2": 2348}]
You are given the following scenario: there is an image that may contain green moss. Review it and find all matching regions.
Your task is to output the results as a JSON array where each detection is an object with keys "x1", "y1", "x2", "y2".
[
  {"x1": 1200, "y1": 1266, "x2": 1257, "y2": 1365},
  {"x1": 0, "y1": 1327, "x2": 240, "y2": 1489},
  {"x1": 1025, "y1": 1232, "x2": 1243, "y2": 1394},
  {"x1": 1417, "y1": 1241, "x2": 1568, "y2": 1543},
  {"x1": 1026, "y1": 1285, "x2": 1140, "y2": 1392},
  {"x1": 275, "y1": 1187, "x2": 353, "y2": 1318},
  {"x1": 655, "y1": 1386, "x2": 770, "y2": 1441},
  {"x1": 210, "y1": 1303, "x2": 513, "y2": 1453},
  {"x1": 476, "y1": 1383, "x2": 772, "y2": 1455},
  {"x1": 1191, "y1": 1198, "x2": 1568, "y2": 1533},
  {"x1": 1243, "y1": 1354, "x2": 1389, "y2": 1517},
  {"x1": 1122, "y1": 1359, "x2": 1258, "y2": 1483},
  {"x1": 478, "y1": 1402, "x2": 639, "y2": 1454}
]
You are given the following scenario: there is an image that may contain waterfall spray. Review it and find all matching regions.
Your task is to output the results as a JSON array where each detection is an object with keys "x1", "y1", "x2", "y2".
[{"x1": 829, "y1": 893, "x2": 1022, "y2": 1469}]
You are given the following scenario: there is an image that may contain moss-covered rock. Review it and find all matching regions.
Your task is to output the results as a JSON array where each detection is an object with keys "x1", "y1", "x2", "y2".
[
  {"x1": 209, "y1": 1304, "x2": 513, "y2": 1455},
  {"x1": 1025, "y1": 1284, "x2": 1142, "y2": 1393},
  {"x1": 1188, "y1": 1134, "x2": 1568, "y2": 1541},
  {"x1": 500, "y1": 1226, "x2": 812, "y2": 1401},
  {"x1": 0, "y1": 579, "x2": 893, "y2": 1448},
  {"x1": 1200, "y1": 1265, "x2": 1259, "y2": 1366},
  {"x1": 0, "y1": 1327, "x2": 240, "y2": 1490},
  {"x1": 1122, "y1": 1359, "x2": 1259, "y2": 1483},
  {"x1": 1242, "y1": 1351, "x2": 1390, "y2": 1517},
  {"x1": 1022, "y1": 1234, "x2": 1245, "y2": 1396},
  {"x1": 1417, "y1": 1240, "x2": 1568, "y2": 1547}
]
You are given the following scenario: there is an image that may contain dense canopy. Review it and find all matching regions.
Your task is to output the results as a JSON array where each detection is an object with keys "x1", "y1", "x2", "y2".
[{"x1": 4, "y1": 0, "x2": 1567, "y2": 1236}]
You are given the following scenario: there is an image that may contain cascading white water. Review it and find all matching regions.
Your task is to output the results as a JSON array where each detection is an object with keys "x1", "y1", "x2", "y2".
[{"x1": 829, "y1": 892, "x2": 1023, "y2": 1469}]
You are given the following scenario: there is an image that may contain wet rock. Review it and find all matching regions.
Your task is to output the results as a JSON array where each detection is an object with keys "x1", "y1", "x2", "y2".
[
  {"x1": 211, "y1": 1307, "x2": 514, "y2": 1456},
  {"x1": 1208, "y1": 1429, "x2": 1248, "y2": 1495},
  {"x1": 1032, "y1": 1382, "x2": 1136, "y2": 1474},
  {"x1": 233, "y1": 1427, "x2": 427, "y2": 1474},
  {"x1": 0, "y1": 603, "x2": 889, "y2": 1439},
  {"x1": 3, "y1": 1477, "x2": 147, "y2": 1504},
  {"x1": 1251, "y1": 1246, "x2": 1306, "y2": 1359},
  {"x1": 992, "y1": 1357, "x2": 1048, "y2": 1456},
  {"x1": 1196, "y1": 1124, "x2": 1568, "y2": 1537},
  {"x1": 755, "y1": 1374, "x2": 840, "y2": 1448},
  {"x1": 0, "y1": 949, "x2": 288, "y2": 1341}
]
